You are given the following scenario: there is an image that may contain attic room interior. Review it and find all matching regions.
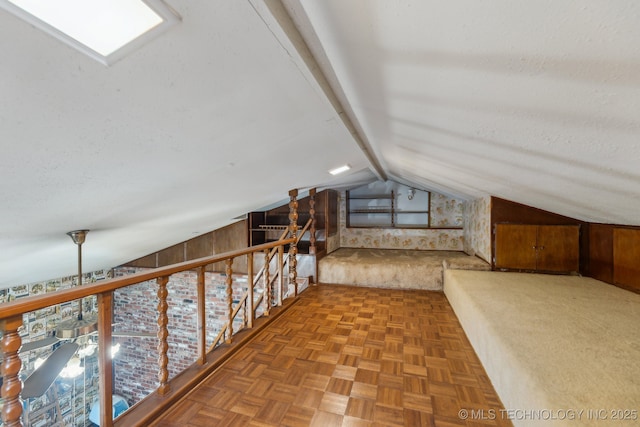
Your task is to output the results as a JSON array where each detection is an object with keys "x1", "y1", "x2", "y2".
[{"x1": 1, "y1": 1, "x2": 640, "y2": 427}]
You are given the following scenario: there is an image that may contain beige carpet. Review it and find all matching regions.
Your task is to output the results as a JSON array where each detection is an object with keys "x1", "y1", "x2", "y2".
[
  {"x1": 444, "y1": 270, "x2": 640, "y2": 427},
  {"x1": 318, "y1": 248, "x2": 489, "y2": 290}
]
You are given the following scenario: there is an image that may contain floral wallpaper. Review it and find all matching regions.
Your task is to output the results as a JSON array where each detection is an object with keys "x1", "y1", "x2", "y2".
[
  {"x1": 463, "y1": 195, "x2": 492, "y2": 262},
  {"x1": 339, "y1": 190, "x2": 465, "y2": 251},
  {"x1": 430, "y1": 192, "x2": 464, "y2": 227}
]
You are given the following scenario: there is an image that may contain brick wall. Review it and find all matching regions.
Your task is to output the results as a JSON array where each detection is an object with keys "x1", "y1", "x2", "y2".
[{"x1": 111, "y1": 267, "x2": 263, "y2": 404}]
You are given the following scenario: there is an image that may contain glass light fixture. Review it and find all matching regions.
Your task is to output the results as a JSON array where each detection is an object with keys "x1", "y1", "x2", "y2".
[{"x1": 59, "y1": 355, "x2": 84, "y2": 379}]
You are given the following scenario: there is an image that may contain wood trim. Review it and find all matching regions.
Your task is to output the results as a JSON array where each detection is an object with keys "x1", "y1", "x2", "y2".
[
  {"x1": 97, "y1": 292, "x2": 114, "y2": 427},
  {"x1": 196, "y1": 267, "x2": 206, "y2": 365}
]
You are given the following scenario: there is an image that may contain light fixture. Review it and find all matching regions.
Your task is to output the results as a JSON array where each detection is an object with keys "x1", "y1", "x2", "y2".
[
  {"x1": 0, "y1": 0, "x2": 180, "y2": 65},
  {"x1": 111, "y1": 343, "x2": 121, "y2": 358},
  {"x1": 56, "y1": 230, "x2": 98, "y2": 339},
  {"x1": 329, "y1": 164, "x2": 351, "y2": 176},
  {"x1": 59, "y1": 355, "x2": 84, "y2": 379},
  {"x1": 78, "y1": 342, "x2": 98, "y2": 358}
]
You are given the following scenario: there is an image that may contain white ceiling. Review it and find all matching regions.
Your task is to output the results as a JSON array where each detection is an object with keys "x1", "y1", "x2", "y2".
[{"x1": 2, "y1": 0, "x2": 640, "y2": 288}]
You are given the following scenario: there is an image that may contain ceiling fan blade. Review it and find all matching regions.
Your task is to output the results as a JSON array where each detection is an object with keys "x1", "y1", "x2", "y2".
[
  {"x1": 22, "y1": 342, "x2": 79, "y2": 399},
  {"x1": 21, "y1": 336, "x2": 60, "y2": 352},
  {"x1": 0, "y1": 336, "x2": 61, "y2": 363}
]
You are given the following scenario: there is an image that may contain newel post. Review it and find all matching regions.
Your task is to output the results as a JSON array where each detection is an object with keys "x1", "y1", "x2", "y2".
[
  {"x1": 1, "y1": 315, "x2": 24, "y2": 427},
  {"x1": 157, "y1": 276, "x2": 170, "y2": 395},
  {"x1": 288, "y1": 189, "x2": 298, "y2": 296}
]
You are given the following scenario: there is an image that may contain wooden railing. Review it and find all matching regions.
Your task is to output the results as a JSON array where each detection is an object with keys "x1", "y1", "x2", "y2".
[
  {"x1": 207, "y1": 216, "x2": 312, "y2": 352},
  {"x1": 0, "y1": 189, "x2": 314, "y2": 427}
]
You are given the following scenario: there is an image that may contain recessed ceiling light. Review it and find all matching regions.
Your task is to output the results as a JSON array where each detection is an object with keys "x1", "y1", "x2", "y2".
[
  {"x1": 329, "y1": 164, "x2": 351, "y2": 175},
  {"x1": 1, "y1": 0, "x2": 180, "y2": 65}
]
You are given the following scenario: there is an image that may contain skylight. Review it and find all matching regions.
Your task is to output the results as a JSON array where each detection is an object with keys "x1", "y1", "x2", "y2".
[{"x1": 1, "y1": 0, "x2": 179, "y2": 65}]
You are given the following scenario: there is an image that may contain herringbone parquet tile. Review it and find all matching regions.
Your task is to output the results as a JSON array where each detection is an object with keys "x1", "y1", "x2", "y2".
[{"x1": 153, "y1": 285, "x2": 512, "y2": 427}]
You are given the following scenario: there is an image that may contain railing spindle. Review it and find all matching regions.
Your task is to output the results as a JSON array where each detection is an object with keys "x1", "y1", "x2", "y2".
[
  {"x1": 197, "y1": 267, "x2": 206, "y2": 365},
  {"x1": 157, "y1": 276, "x2": 170, "y2": 395},
  {"x1": 278, "y1": 245, "x2": 284, "y2": 304},
  {"x1": 0, "y1": 315, "x2": 24, "y2": 427},
  {"x1": 97, "y1": 291, "x2": 114, "y2": 427},
  {"x1": 309, "y1": 188, "x2": 317, "y2": 255},
  {"x1": 225, "y1": 258, "x2": 234, "y2": 344},
  {"x1": 264, "y1": 248, "x2": 271, "y2": 315},
  {"x1": 289, "y1": 189, "x2": 299, "y2": 296},
  {"x1": 247, "y1": 252, "x2": 254, "y2": 328}
]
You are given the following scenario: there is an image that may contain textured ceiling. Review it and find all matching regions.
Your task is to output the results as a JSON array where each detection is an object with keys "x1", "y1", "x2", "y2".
[
  {"x1": 285, "y1": 0, "x2": 640, "y2": 224},
  {"x1": 2, "y1": 0, "x2": 640, "y2": 288}
]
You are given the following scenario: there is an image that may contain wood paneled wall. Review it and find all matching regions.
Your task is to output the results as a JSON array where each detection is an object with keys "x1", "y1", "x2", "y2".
[
  {"x1": 588, "y1": 223, "x2": 614, "y2": 283},
  {"x1": 612, "y1": 228, "x2": 640, "y2": 292},
  {"x1": 491, "y1": 197, "x2": 640, "y2": 293},
  {"x1": 125, "y1": 220, "x2": 248, "y2": 273},
  {"x1": 590, "y1": 225, "x2": 640, "y2": 293}
]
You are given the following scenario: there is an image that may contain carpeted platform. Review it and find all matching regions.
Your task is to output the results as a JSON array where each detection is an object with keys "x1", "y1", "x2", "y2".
[
  {"x1": 444, "y1": 269, "x2": 640, "y2": 427},
  {"x1": 318, "y1": 248, "x2": 489, "y2": 290}
]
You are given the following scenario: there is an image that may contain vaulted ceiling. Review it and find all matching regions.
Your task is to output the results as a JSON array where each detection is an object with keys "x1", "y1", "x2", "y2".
[{"x1": 2, "y1": 0, "x2": 639, "y2": 287}]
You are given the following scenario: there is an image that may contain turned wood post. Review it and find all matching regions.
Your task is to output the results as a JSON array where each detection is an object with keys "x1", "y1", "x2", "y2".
[
  {"x1": 288, "y1": 189, "x2": 299, "y2": 296},
  {"x1": 225, "y1": 258, "x2": 234, "y2": 344},
  {"x1": 157, "y1": 276, "x2": 170, "y2": 395},
  {"x1": 197, "y1": 267, "x2": 206, "y2": 365},
  {"x1": 277, "y1": 245, "x2": 284, "y2": 304},
  {"x1": 264, "y1": 248, "x2": 271, "y2": 315},
  {"x1": 309, "y1": 188, "x2": 317, "y2": 255},
  {"x1": 1, "y1": 315, "x2": 24, "y2": 427}
]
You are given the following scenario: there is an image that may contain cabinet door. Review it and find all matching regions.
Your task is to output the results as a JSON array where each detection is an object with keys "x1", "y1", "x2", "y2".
[
  {"x1": 613, "y1": 228, "x2": 640, "y2": 291},
  {"x1": 536, "y1": 225, "x2": 580, "y2": 272},
  {"x1": 495, "y1": 224, "x2": 537, "y2": 270}
]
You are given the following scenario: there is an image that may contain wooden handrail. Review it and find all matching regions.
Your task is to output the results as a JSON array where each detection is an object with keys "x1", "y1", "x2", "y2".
[
  {"x1": 209, "y1": 324, "x2": 228, "y2": 352},
  {"x1": 249, "y1": 217, "x2": 312, "y2": 312},
  {"x1": 207, "y1": 218, "x2": 314, "y2": 353},
  {"x1": 0, "y1": 237, "x2": 295, "y2": 427},
  {"x1": 252, "y1": 227, "x2": 289, "y2": 284},
  {"x1": 0, "y1": 238, "x2": 295, "y2": 321},
  {"x1": 0, "y1": 188, "x2": 317, "y2": 427}
]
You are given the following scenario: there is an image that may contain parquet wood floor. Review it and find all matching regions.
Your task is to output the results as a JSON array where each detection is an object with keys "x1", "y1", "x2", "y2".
[{"x1": 152, "y1": 285, "x2": 512, "y2": 427}]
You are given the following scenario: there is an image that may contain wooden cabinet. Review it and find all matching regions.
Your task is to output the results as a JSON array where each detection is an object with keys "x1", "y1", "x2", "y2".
[
  {"x1": 613, "y1": 228, "x2": 640, "y2": 292},
  {"x1": 495, "y1": 224, "x2": 580, "y2": 273}
]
